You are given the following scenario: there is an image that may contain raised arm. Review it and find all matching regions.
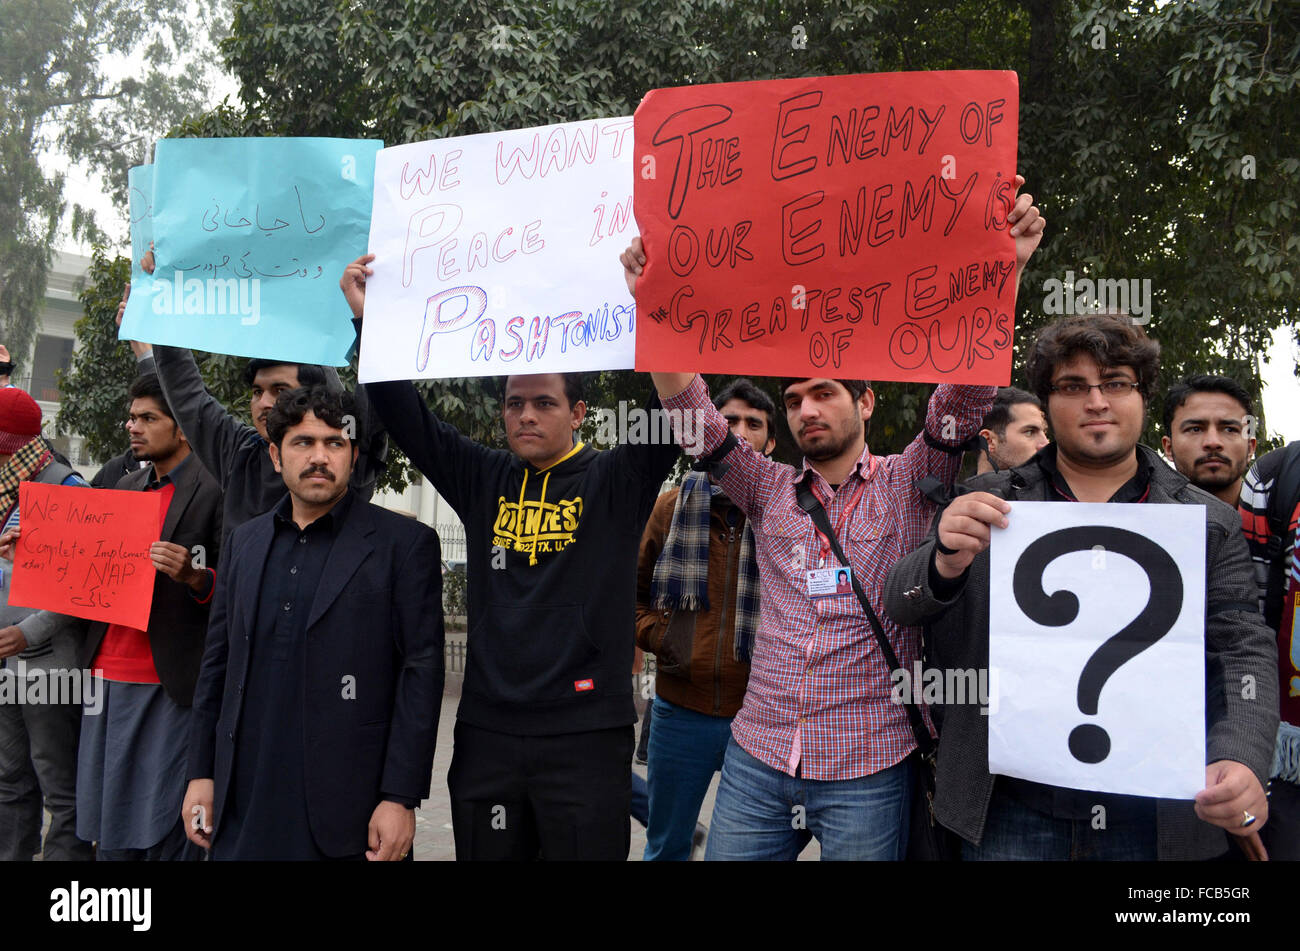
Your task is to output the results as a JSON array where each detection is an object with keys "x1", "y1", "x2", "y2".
[
  {"x1": 892, "y1": 383, "x2": 997, "y2": 493},
  {"x1": 340, "y1": 254, "x2": 498, "y2": 515},
  {"x1": 153, "y1": 344, "x2": 252, "y2": 490},
  {"x1": 619, "y1": 236, "x2": 693, "y2": 400}
]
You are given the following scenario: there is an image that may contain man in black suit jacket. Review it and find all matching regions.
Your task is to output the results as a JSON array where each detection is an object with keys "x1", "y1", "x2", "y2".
[
  {"x1": 76, "y1": 374, "x2": 223, "y2": 860},
  {"x1": 183, "y1": 385, "x2": 443, "y2": 860}
]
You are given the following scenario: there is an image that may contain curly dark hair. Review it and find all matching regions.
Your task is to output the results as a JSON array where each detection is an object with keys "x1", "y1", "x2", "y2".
[
  {"x1": 1025, "y1": 315, "x2": 1161, "y2": 407},
  {"x1": 266, "y1": 385, "x2": 358, "y2": 448}
]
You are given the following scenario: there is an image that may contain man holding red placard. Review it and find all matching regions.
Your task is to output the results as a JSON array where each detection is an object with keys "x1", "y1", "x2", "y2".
[
  {"x1": 0, "y1": 389, "x2": 93, "y2": 861},
  {"x1": 74, "y1": 374, "x2": 222, "y2": 861},
  {"x1": 622, "y1": 179, "x2": 1042, "y2": 860}
]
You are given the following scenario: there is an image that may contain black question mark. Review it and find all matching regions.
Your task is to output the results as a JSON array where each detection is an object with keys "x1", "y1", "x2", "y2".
[{"x1": 1012, "y1": 526, "x2": 1182, "y2": 764}]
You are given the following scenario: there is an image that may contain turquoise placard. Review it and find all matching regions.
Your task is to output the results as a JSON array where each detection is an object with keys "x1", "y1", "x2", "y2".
[{"x1": 119, "y1": 137, "x2": 382, "y2": 365}]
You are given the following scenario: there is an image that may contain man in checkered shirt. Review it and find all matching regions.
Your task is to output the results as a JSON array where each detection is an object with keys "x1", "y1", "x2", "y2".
[{"x1": 618, "y1": 182, "x2": 1045, "y2": 859}]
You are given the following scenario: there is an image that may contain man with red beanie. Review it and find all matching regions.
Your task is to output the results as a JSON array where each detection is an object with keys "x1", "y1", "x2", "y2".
[{"x1": 0, "y1": 387, "x2": 94, "y2": 860}]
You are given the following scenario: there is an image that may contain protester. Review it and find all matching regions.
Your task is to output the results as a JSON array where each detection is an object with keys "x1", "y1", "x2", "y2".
[
  {"x1": 1161, "y1": 375, "x2": 1256, "y2": 507},
  {"x1": 119, "y1": 276, "x2": 387, "y2": 554},
  {"x1": 341, "y1": 255, "x2": 679, "y2": 860},
  {"x1": 0, "y1": 344, "x2": 14, "y2": 388},
  {"x1": 977, "y1": 387, "x2": 1049, "y2": 473},
  {"x1": 184, "y1": 386, "x2": 443, "y2": 860},
  {"x1": 624, "y1": 175, "x2": 1045, "y2": 860},
  {"x1": 0, "y1": 388, "x2": 93, "y2": 860},
  {"x1": 635, "y1": 378, "x2": 776, "y2": 861},
  {"x1": 883, "y1": 313, "x2": 1278, "y2": 860},
  {"x1": 72, "y1": 374, "x2": 221, "y2": 860},
  {"x1": 1238, "y1": 440, "x2": 1300, "y2": 860}
]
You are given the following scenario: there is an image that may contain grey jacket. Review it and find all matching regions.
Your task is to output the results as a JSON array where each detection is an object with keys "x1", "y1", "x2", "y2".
[{"x1": 882, "y1": 443, "x2": 1279, "y2": 860}]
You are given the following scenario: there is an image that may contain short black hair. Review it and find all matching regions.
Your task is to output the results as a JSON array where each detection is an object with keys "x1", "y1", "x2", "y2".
[
  {"x1": 779, "y1": 377, "x2": 872, "y2": 404},
  {"x1": 127, "y1": 374, "x2": 176, "y2": 423},
  {"x1": 266, "y1": 385, "x2": 358, "y2": 449},
  {"x1": 714, "y1": 378, "x2": 777, "y2": 441},
  {"x1": 244, "y1": 359, "x2": 332, "y2": 389},
  {"x1": 500, "y1": 373, "x2": 585, "y2": 409},
  {"x1": 1162, "y1": 375, "x2": 1254, "y2": 435},
  {"x1": 981, "y1": 387, "x2": 1042, "y2": 438}
]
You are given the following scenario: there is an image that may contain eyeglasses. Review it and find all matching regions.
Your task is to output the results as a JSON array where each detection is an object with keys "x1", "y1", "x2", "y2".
[{"x1": 1049, "y1": 380, "x2": 1140, "y2": 399}]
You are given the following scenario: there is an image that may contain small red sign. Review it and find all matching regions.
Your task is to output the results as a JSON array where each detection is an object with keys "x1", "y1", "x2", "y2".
[{"x1": 574, "y1": 679, "x2": 595, "y2": 692}]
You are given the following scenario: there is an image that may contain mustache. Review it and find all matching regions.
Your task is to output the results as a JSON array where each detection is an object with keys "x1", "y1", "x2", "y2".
[
  {"x1": 1196, "y1": 453, "x2": 1231, "y2": 466},
  {"x1": 299, "y1": 466, "x2": 335, "y2": 481}
]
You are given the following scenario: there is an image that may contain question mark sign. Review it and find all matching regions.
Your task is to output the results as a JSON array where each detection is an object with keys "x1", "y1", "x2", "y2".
[{"x1": 1013, "y1": 526, "x2": 1182, "y2": 764}]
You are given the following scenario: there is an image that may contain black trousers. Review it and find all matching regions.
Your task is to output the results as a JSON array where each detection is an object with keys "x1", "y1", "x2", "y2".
[
  {"x1": 1262, "y1": 777, "x2": 1300, "y2": 861},
  {"x1": 448, "y1": 720, "x2": 633, "y2": 860}
]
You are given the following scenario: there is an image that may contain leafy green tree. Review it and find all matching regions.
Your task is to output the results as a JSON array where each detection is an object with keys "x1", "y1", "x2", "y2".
[
  {"x1": 0, "y1": 0, "x2": 229, "y2": 374},
  {"x1": 68, "y1": 0, "x2": 1298, "y2": 469},
  {"x1": 55, "y1": 250, "x2": 137, "y2": 462}
]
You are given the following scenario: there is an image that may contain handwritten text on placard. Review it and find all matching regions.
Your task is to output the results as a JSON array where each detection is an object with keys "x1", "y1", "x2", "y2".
[
  {"x1": 359, "y1": 118, "x2": 636, "y2": 382},
  {"x1": 633, "y1": 71, "x2": 1020, "y2": 383},
  {"x1": 7, "y1": 483, "x2": 164, "y2": 630}
]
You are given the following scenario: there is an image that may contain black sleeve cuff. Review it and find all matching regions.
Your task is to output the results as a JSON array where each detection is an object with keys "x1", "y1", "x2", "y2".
[
  {"x1": 928, "y1": 550, "x2": 969, "y2": 599},
  {"x1": 381, "y1": 794, "x2": 420, "y2": 809}
]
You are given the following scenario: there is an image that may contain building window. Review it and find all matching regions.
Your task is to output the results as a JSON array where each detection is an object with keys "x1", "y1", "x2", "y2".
[{"x1": 29, "y1": 334, "x2": 74, "y2": 402}]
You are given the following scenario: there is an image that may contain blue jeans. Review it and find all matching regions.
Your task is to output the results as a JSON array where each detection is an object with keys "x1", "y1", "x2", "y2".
[
  {"x1": 703, "y1": 734, "x2": 911, "y2": 861},
  {"x1": 643, "y1": 695, "x2": 733, "y2": 860},
  {"x1": 963, "y1": 791, "x2": 1158, "y2": 860},
  {"x1": 630, "y1": 772, "x2": 649, "y2": 828}
]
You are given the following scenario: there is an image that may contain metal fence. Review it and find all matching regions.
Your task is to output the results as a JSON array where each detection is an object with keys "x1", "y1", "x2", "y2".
[{"x1": 435, "y1": 522, "x2": 467, "y2": 562}]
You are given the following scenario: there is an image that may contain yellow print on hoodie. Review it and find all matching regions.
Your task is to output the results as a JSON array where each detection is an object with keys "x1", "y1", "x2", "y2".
[
  {"x1": 491, "y1": 490, "x2": 583, "y2": 565},
  {"x1": 491, "y1": 444, "x2": 586, "y2": 565}
]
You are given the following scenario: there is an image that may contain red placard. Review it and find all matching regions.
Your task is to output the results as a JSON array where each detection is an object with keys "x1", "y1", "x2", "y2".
[
  {"x1": 8, "y1": 482, "x2": 164, "y2": 629},
  {"x1": 633, "y1": 71, "x2": 1020, "y2": 383}
]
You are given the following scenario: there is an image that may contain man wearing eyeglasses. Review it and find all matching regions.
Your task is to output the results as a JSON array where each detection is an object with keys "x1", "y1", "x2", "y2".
[{"x1": 883, "y1": 313, "x2": 1279, "y2": 861}]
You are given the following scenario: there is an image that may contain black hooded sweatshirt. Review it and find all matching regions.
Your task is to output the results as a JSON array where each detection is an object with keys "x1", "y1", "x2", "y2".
[{"x1": 365, "y1": 379, "x2": 679, "y2": 735}]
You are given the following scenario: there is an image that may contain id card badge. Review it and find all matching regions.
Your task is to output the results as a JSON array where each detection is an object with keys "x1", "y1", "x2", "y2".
[{"x1": 807, "y1": 565, "x2": 853, "y2": 598}]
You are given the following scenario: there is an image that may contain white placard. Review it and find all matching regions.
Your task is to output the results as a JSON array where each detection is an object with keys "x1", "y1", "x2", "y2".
[
  {"x1": 988, "y1": 501, "x2": 1205, "y2": 799},
  {"x1": 358, "y1": 117, "x2": 637, "y2": 382}
]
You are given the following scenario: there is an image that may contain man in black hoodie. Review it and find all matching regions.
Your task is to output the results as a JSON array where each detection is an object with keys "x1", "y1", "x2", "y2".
[{"x1": 341, "y1": 255, "x2": 679, "y2": 860}]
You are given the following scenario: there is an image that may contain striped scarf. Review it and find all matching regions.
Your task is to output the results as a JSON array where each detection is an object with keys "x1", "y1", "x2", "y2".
[
  {"x1": 0, "y1": 435, "x2": 54, "y2": 526},
  {"x1": 650, "y1": 471, "x2": 761, "y2": 662}
]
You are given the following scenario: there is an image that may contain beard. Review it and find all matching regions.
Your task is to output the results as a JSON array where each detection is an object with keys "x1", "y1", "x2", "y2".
[
  {"x1": 1190, "y1": 456, "x2": 1248, "y2": 492},
  {"x1": 797, "y1": 420, "x2": 858, "y2": 462}
]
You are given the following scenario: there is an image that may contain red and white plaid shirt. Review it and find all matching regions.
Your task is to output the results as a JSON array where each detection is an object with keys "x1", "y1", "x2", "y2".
[{"x1": 663, "y1": 376, "x2": 994, "y2": 780}]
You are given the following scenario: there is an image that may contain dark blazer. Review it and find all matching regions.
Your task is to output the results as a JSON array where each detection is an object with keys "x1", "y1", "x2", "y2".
[
  {"x1": 881, "y1": 443, "x2": 1279, "y2": 860},
  {"x1": 187, "y1": 492, "x2": 444, "y2": 858},
  {"x1": 80, "y1": 453, "x2": 223, "y2": 707}
]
